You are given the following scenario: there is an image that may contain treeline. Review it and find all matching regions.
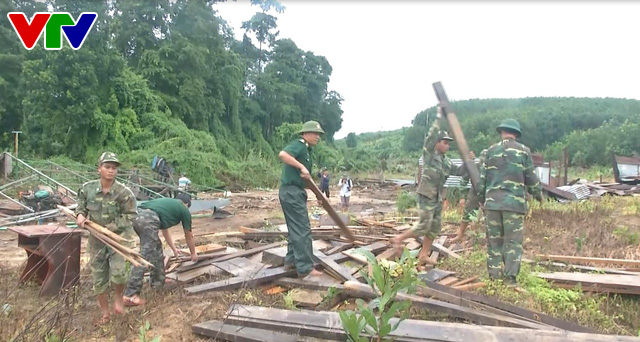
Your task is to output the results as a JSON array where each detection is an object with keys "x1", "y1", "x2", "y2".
[
  {"x1": 401, "y1": 97, "x2": 640, "y2": 166},
  {"x1": 0, "y1": 0, "x2": 343, "y2": 188}
]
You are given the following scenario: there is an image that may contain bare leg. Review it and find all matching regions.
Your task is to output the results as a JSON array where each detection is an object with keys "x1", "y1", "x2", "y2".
[
  {"x1": 418, "y1": 237, "x2": 437, "y2": 265},
  {"x1": 390, "y1": 229, "x2": 415, "y2": 255},
  {"x1": 97, "y1": 293, "x2": 110, "y2": 323},
  {"x1": 113, "y1": 284, "x2": 125, "y2": 315},
  {"x1": 450, "y1": 222, "x2": 469, "y2": 244}
]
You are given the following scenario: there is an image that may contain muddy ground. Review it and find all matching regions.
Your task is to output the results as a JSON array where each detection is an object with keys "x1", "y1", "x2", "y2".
[{"x1": 1, "y1": 183, "x2": 640, "y2": 341}]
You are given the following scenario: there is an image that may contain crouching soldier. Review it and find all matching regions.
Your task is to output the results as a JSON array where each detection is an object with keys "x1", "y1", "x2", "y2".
[{"x1": 123, "y1": 193, "x2": 197, "y2": 306}]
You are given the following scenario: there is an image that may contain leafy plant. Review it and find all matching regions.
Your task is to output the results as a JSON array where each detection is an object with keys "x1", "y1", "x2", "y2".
[
  {"x1": 139, "y1": 321, "x2": 161, "y2": 342},
  {"x1": 339, "y1": 248, "x2": 418, "y2": 342},
  {"x1": 396, "y1": 191, "x2": 416, "y2": 213}
]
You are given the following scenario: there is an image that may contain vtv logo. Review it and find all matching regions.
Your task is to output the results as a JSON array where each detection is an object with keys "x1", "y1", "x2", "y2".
[{"x1": 7, "y1": 12, "x2": 98, "y2": 50}]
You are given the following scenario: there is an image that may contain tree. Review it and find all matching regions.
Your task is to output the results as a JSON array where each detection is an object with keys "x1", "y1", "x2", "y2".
[{"x1": 346, "y1": 133, "x2": 357, "y2": 148}]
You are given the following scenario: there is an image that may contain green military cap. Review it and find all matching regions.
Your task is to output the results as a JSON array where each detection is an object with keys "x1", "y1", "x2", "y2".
[
  {"x1": 496, "y1": 118, "x2": 522, "y2": 137},
  {"x1": 298, "y1": 121, "x2": 325, "y2": 134},
  {"x1": 98, "y1": 151, "x2": 121, "y2": 166},
  {"x1": 436, "y1": 130, "x2": 454, "y2": 142}
]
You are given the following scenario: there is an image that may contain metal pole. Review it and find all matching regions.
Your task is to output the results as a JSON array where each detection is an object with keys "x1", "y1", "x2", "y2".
[{"x1": 11, "y1": 131, "x2": 22, "y2": 158}]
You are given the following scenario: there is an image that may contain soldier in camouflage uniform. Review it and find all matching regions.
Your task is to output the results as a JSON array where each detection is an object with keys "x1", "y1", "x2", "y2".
[
  {"x1": 391, "y1": 106, "x2": 473, "y2": 265},
  {"x1": 123, "y1": 194, "x2": 196, "y2": 306},
  {"x1": 75, "y1": 152, "x2": 136, "y2": 325},
  {"x1": 451, "y1": 149, "x2": 487, "y2": 244},
  {"x1": 477, "y1": 119, "x2": 543, "y2": 285}
]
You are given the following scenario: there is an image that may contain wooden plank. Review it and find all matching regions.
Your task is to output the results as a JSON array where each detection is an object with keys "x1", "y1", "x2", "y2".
[
  {"x1": 239, "y1": 226, "x2": 260, "y2": 233},
  {"x1": 313, "y1": 250, "x2": 357, "y2": 282},
  {"x1": 455, "y1": 282, "x2": 486, "y2": 291},
  {"x1": 429, "y1": 236, "x2": 447, "y2": 260},
  {"x1": 276, "y1": 277, "x2": 341, "y2": 292},
  {"x1": 211, "y1": 241, "x2": 287, "y2": 264},
  {"x1": 536, "y1": 254, "x2": 640, "y2": 268},
  {"x1": 438, "y1": 277, "x2": 459, "y2": 286},
  {"x1": 523, "y1": 258, "x2": 640, "y2": 276},
  {"x1": 343, "y1": 281, "x2": 548, "y2": 330},
  {"x1": 305, "y1": 178, "x2": 357, "y2": 242},
  {"x1": 405, "y1": 239, "x2": 421, "y2": 250},
  {"x1": 325, "y1": 242, "x2": 352, "y2": 255},
  {"x1": 536, "y1": 272, "x2": 640, "y2": 294},
  {"x1": 451, "y1": 276, "x2": 479, "y2": 287},
  {"x1": 185, "y1": 266, "x2": 296, "y2": 294},
  {"x1": 422, "y1": 280, "x2": 597, "y2": 333},
  {"x1": 167, "y1": 264, "x2": 225, "y2": 282},
  {"x1": 175, "y1": 251, "x2": 231, "y2": 273},
  {"x1": 212, "y1": 257, "x2": 266, "y2": 277},
  {"x1": 226, "y1": 305, "x2": 636, "y2": 341},
  {"x1": 262, "y1": 246, "x2": 287, "y2": 267},
  {"x1": 327, "y1": 241, "x2": 388, "y2": 263},
  {"x1": 414, "y1": 285, "x2": 548, "y2": 325},
  {"x1": 182, "y1": 243, "x2": 226, "y2": 254},
  {"x1": 432, "y1": 242, "x2": 461, "y2": 259},
  {"x1": 192, "y1": 320, "x2": 304, "y2": 342},
  {"x1": 432, "y1": 82, "x2": 480, "y2": 189},
  {"x1": 239, "y1": 231, "x2": 339, "y2": 240},
  {"x1": 375, "y1": 248, "x2": 397, "y2": 261}
]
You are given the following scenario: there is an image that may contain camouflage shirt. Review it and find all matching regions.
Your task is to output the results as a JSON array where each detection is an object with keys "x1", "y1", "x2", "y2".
[
  {"x1": 416, "y1": 117, "x2": 467, "y2": 200},
  {"x1": 75, "y1": 179, "x2": 136, "y2": 233},
  {"x1": 477, "y1": 138, "x2": 543, "y2": 213},
  {"x1": 462, "y1": 149, "x2": 488, "y2": 186}
]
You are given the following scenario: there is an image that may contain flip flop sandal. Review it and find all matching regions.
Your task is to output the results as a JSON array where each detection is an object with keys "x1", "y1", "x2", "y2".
[{"x1": 123, "y1": 296, "x2": 144, "y2": 307}]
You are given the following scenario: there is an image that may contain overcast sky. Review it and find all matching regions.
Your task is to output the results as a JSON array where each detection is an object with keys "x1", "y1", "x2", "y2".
[{"x1": 215, "y1": 1, "x2": 640, "y2": 139}]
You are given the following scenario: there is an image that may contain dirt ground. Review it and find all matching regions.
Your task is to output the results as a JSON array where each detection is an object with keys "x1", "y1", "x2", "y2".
[{"x1": 1, "y1": 184, "x2": 639, "y2": 341}]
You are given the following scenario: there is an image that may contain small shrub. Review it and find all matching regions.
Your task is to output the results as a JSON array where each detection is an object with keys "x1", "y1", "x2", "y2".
[{"x1": 396, "y1": 191, "x2": 417, "y2": 213}]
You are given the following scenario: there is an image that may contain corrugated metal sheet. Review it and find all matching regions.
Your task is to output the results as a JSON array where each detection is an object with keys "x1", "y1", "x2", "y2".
[
  {"x1": 445, "y1": 159, "x2": 472, "y2": 188},
  {"x1": 557, "y1": 184, "x2": 591, "y2": 200}
]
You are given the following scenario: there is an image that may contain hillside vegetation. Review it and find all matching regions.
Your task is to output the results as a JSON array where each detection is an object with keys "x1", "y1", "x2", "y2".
[{"x1": 2, "y1": 0, "x2": 639, "y2": 189}]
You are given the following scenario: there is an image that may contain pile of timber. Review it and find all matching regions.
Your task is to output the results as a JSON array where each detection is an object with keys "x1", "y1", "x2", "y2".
[
  {"x1": 58, "y1": 205, "x2": 152, "y2": 268},
  {"x1": 192, "y1": 304, "x2": 637, "y2": 342},
  {"x1": 530, "y1": 254, "x2": 640, "y2": 295}
]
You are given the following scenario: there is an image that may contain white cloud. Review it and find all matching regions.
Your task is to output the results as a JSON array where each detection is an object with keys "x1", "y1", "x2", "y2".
[{"x1": 215, "y1": 1, "x2": 640, "y2": 138}]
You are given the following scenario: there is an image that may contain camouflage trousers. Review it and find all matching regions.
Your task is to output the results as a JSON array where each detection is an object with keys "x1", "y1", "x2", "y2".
[
  {"x1": 89, "y1": 227, "x2": 134, "y2": 295},
  {"x1": 410, "y1": 194, "x2": 442, "y2": 240},
  {"x1": 485, "y1": 210, "x2": 524, "y2": 281},
  {"x1": 124, "y1": 209, "x2": 165, "y2": 297},
  {"x1": 462, "y1": 188, "x2": 480, "y2": 223}
]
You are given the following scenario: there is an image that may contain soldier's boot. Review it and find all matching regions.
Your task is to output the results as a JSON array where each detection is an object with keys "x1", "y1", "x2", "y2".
[{"x1": 450, "y1": 222, "x2": 469, "y2": 244}]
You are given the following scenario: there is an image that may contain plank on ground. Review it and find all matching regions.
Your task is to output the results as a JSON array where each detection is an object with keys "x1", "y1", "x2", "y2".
[
  {"x1": 185, "y1": 266, "x2": 296, "y2": 294},
  {"x1": 192, "y1": 320, "x2": 322, "y2": 342},
  {"x1": 226, "y1": 305, "x2": 636, "y2": 342},
  {"x1": 313, "y1": 250, "x2": 357, "y2": 282},
  {"x1": 536, "y1": 254, "x2": 640, "y2": 268},
  {"x1": 422, "y1": 280, "x2": 596, "y2": 333},
  {"x1": 342, "y1": 281, "x2": 549, "y2": 330},
  {"x1": 536, "y1": 272, "x2": 640, "y2": 294}
]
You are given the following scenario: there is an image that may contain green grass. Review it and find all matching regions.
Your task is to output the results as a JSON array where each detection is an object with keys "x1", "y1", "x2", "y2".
[{"x1": 439, "y1": 249, "x2": 640, "y2": 335}]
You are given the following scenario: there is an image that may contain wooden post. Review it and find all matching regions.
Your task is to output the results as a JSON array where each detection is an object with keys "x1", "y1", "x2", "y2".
[
  {"x1": 12, "y1": 131, "x2": 22, "y2": 158},
  {"x1": 432, "y1": 82, "x2": 480, "y2": 190},
  {"x1": 562, "y1": 147, "x2": 569, "y2": 185}
]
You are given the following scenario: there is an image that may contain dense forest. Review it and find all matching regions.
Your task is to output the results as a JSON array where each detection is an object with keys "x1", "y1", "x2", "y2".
[
  {"x1": 2, "y1": 0, "x2": 640, "y2": 189},
  {"x1": 0, "y1": 0, "x2": 344, "y2": 187}
]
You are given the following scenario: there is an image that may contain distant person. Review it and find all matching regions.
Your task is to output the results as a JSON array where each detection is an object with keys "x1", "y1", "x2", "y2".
[
  {"x1": 338, "y1": 175, "x2": 353, "y2": 211},
  {"x1": 390, "y1": 106, "x2": 473, "y2": 265},
  {"x1": 477, "y1": 119, "x2": 543, "y2": 287},
  {"x1": 178, "y1": 173, "x2": 191, "y2": 191},
  {"x1": 278, "y1": 121, "x2": 325, "y2": 278},
  {"x1": 75, "y1": 152, "x2": 136, "y2": 325},
  {"x1": 320, "y1": 169, "x2": 330, "y2": 198},
  {"x1": 123, "y1": 194, "x2": 197, "y2": 306}
]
